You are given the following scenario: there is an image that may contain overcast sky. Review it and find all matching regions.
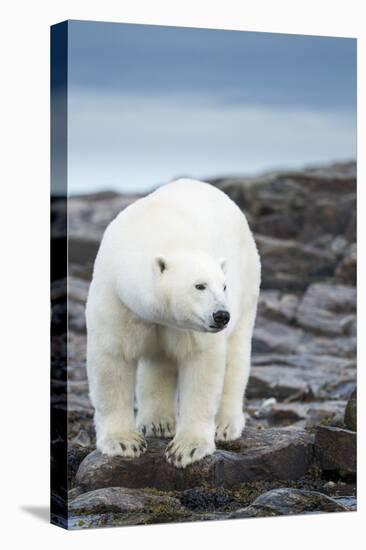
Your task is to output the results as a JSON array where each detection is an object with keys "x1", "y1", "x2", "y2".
[{"x1": 67, "y1": 20, "x2": 356, "y2": 195}]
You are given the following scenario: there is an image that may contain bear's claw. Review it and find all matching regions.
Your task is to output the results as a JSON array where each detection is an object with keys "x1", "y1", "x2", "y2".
[
  {"x1": 98, "y1": 432, "x2": 147, "y2": 458},
  {"x1": 137, "y1": 418, "x2": 176, "y2": 438},
  {"x1": 165, "y1": 435, "x2": 215, "y2": 468},
  {"x1": 215, "y1": 413, "x2": 245, "y2": 442}
]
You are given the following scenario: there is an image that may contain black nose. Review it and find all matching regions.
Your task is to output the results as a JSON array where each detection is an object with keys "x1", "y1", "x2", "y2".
[{"x1": 213, "y1": 310, "x2": 230, "y2": 327}]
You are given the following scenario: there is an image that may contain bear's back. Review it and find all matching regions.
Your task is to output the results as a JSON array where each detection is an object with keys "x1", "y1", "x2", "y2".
[{"x1": 109, "y1": 179, "x2": 248, "y2": 253}]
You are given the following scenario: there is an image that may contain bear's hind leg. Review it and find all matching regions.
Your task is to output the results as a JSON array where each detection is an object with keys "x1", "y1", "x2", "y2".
[{"x1": 136, "y1": 358, "x2": 177, "y2": 438}]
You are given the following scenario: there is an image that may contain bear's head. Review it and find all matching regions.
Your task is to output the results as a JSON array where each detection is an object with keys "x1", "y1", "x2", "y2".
[{"x1": 153, "y1": 250, "x2": 229, "y2": 333}]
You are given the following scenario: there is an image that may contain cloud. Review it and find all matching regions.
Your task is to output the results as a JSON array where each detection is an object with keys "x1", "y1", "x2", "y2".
[{"x1": 67, "y1": 90, "x2": 356, "y2": 194}]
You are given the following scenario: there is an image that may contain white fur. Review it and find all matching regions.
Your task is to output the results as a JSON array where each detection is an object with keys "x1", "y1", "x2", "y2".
[{"x1": 86, "y1": 179, "x2": 261, "y2": 468}]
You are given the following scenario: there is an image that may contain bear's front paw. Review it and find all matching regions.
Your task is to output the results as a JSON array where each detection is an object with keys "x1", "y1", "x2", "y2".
[
  {"x1": 215, "y1": 412, "x2": 245, "y2": 442},
  {"x1": 137, "y1": 417, "x2": 176, "y2": 438},
  {"x1": 165, "y1": 434, "x2": 215, "y2": 469},
  {"x1": 98, "y1": 431, "x2": 147, "y2": 458}
]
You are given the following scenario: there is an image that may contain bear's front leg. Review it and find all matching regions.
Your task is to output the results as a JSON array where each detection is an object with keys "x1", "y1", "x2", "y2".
[
  {"x1": 165, "y1": 343, "x2": 226, "y2": 468},
  {"x1": 215, "y1": 307, "x2": 257, "y2": 442},
  {"x1": 87, "y1": 337, "x2": 147, "y2": 458}
]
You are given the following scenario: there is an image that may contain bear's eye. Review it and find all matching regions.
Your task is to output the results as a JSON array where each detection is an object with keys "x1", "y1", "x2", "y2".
[
  {"x1": 195, "y1": 283, "x2": 206, "y2": 291},
  {"x1": 223, "y1": 284, "x2": 227, "y2": 291}
]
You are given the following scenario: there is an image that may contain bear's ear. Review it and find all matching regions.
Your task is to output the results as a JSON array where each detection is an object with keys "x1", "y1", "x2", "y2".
[
  {"x1": 155, "y1": 256, "x2": 167, "y2": 274},
  {"x1": 218, "y1": 257, "x2": 227, "y2": 274}
]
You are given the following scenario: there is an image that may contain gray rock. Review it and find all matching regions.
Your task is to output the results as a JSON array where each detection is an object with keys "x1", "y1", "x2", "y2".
[
  {"x1": 67, "y1": 338, "x2": 86, "y2": 374},
  {"x1": 315, "y1": 426, "x2": 356, "y2": 476},
  {"x1": 248, "y1": 399, "x2": 346, "y2": 429},
  {"x1": 75, "y1": 428, "x2": 314, "y2": 492},
  {"x1": 67, "y1": 392, "x2": 93, "y2": 414},
  {"x1": 331, "y1": 496, "x2": 357, "y2": 511},
  {"x1": 68, "y1": 236, "x2": 100, "y2": 271},
  {"x1": 252, "y1": 353, "x2": 356, "y2": 370},
  {"x1": 252, "y1": 212, "x2": 302, "y2": 240},
  {"x1": 69, "y1": 486, "x2": 184, "y2": 515},
  {"x1": 68, "y1": 301, "x2": 86, "y2": 334},
  {"x1": 253, "y1": 316, "x2": 356, "y2": 359},
  {"x1": 258, "y1": 290, "x2": 300, "y2": 323},
  {"x1": 255, "y1": 235, "x2": 337, "y2": 291},
  {"x1": 304, "y1": 406, "x2": 344, "y2": 429},
  {"x1": 68, "y1": 333, "x2": 86, "y2": 364},
  {"x1": 68, "y1": 380, "x2": 89, "y2": 395},
  {"x1": 68, "y1": 486, "x2": 189, "y2": 529},
  {"x1": 330, "y1": 236, "x2": 349, "y2": 257},
  {"x1": 231, "y1": 488, "x2": 349, "y2": 518},
  {"x1": 68, "y1": 276, "x2": 90, "y2": 304},
  {"x1": 248, "y1": 365, "x2": 313, "y2": 400},
  {"x1": 295, "y1": 283, "x2": 356, "y2": 336},
  {"x1": 68, "y1": 444, "x2": 94, "y2": 488},
  {"x1": 66, "y1": 380, "x2": 92, "y2": 413},
  {"x1": 215, "y1": 163, "x2": 356, "y2": 243},
  {"x1": 68, "y1": 410, "x2": 94, "y2": 445},
  {"x1": 68, "y1": 363, "x2": 87, "y2": 382},
  {"x1": 335, "y1": 243, "x2": 356, "y2": 285},
  {"x1": 68, "y1": 487, "x2": 84, "y2": 500},
  {"x1": 304, "y1": 334, "x2": 356, "y2": 359},
  {"x1": 69, "y1": 263, "x2": 93, "y2": 282},
  {"x1": 253, "y1": 318, "x2": 306, "y2": 354},
  {"x1": 299, "y1": 193, "x2": 356, "y2": 242},
  {"x1": 344, "y1": 389, "x2": 357, "y2": 431},
  {"x1": 72, "y1": 429, "x2": 92, "y2": 448},
  {"x1": 247, "y1": 361, "x2": 356, "y2": 401}
]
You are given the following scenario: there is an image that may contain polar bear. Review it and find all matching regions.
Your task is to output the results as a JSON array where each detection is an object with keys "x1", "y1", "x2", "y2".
[{"x1": 86, "y1": 179, "x2": 261, "y2": 469}]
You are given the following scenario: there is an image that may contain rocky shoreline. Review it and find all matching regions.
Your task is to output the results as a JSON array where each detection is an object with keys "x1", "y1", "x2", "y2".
[{"x1": 51, "y1": 161, "x2": 356, "y2": 529}]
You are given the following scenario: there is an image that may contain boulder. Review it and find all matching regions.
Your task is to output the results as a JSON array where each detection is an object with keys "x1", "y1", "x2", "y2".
[
  {"x1": 299, "y1": 193, "x2": 356, "y2": 242},
  {"x1": 253, "y1": 316, "x2": 356, "y2": 358},
  {"x1": 254, "y1": 235, "x2": 337, "y2": 291},
  {"x1": 248, "y1": 365, "x2": 313, "y2": 400},
  {"x1": 258, "y1": 290, "x2": 300, "y2": 323},
  {"x1": 344, "y1": 389, "x2": 357, "y2": 431},
  {"x1": 295, "y1": 283, "x2": 356, "y2": 336},
  {"x1": 315, "y1": 426, "x2": 356, "y2": 476},
  {"x1": 247, "y1": 360, "x2": 356, "y2": 401},
  {"x1": 251, "y1": 353, "x2": 355, "y2": 370},
  {"x1": 335, "y1": 243, "x2": 356, "y2": 285},
  {"x1": 67, "y1": 385, "x2": 93, "y2": 414},
  {"x1": 69, "y1": 486, "x2": 183, "y2": 515},
  {"x1": 68, "y1": 444, "x2": 94, "y2": 489},
  {"x1": 75, "y1": 428, "x2": 314, "y2": 492},
  {"x1": 68, "y1": 486, "x2": 188, "y2": 529},
  {"x1": 253, "y1": 318, "x2": 306, "y2": 355},
  {"x1": 230, "y1": 488, "x2": 349, "y2": 518},
  {"x1": 68, "y1": 333, "x2": 86, "y2": 364},
  {"x1": 68, "y1": 410, "x2": 95, "y2": 445},
  {"x1": 248, "y1": 399, "x2": 347, "y2": 429},
  {"x1": 68, "y1": 301, "x2": 86, "y2": 334},
  {"x1": 68, "y1": 276, "x2": 90, "y2": 304},
  {"x1": 304, "y1": 334, "x2": 356, "y2": 359},
  {"x1": 215, "y1": 163, "x2": 356, "y2": 242},
  {"x1": 67, "y1": 362, "x2": 87, "y2": 382}
]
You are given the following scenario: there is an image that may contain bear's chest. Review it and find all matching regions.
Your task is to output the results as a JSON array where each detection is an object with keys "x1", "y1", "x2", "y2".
[{"x1": 127, "y1": 321, "x2": 204, "y2": 362}]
